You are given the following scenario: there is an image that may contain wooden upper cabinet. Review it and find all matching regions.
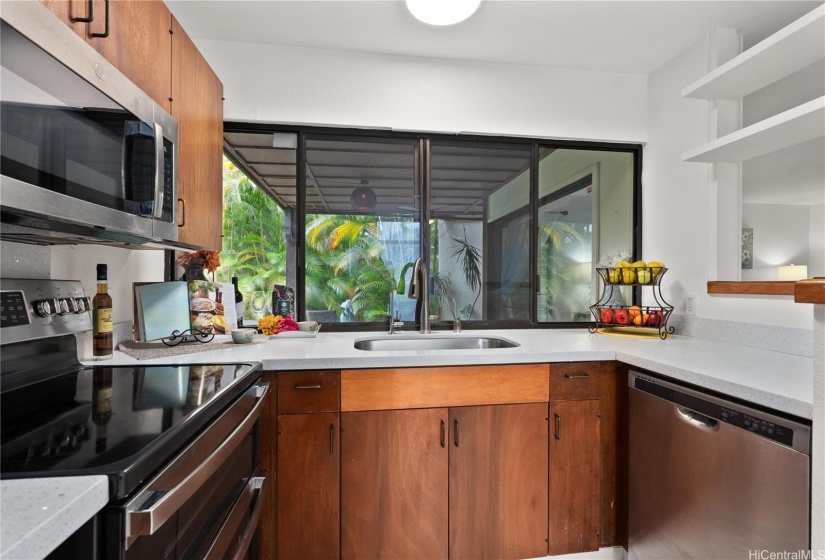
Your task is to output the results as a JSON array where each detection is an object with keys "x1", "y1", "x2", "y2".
[
  {"x1": 449, "y1": 403, "x2": 549, "y2": 560},
  {"x1": 171, "y1": 16, "x2": 224, "y2": 251},
  {"x1": 39, "y1": 0, "x2": 88, "y2": 37},
  {"x1": 40, "y1": 0, "x2": 173, "y2": 113},
  {"x1": 85, "y1": 0, "x2": 173, "y2": 113},
  {"x1": 341, "y1": 408, "x2": 449, "y2": 560}
]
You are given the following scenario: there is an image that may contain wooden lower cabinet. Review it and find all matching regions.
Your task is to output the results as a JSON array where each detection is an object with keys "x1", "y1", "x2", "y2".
[
  {"x1": 277, "y1": 413, "x2": 340, "y2": 560},
  {"x1": 449, "y1": 403, "x2": 549, "y2": 560},
  {"x1": 549, "y1": 399, "x2": 601, "y2": 555},
  {"x1": 341, "y1": 408, "x2": 449, "y2": 560}
]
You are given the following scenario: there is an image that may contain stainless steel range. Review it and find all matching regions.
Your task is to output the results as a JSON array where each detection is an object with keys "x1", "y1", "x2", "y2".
[{"x1": 0, "y1": 279, "x2": 267, "y2": 560}]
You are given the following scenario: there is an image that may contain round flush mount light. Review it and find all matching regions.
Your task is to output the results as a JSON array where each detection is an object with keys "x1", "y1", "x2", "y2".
[{"x1": 405, "y1": 0, "x2": 482, "y2": 26}]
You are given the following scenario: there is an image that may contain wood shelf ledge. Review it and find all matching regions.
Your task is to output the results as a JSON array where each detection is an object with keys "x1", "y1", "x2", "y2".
[
  {"x1": 708, "y1": 281, "x2": 796, "y2": 296},
  {"x1": 795, "y1": 278, "x2": 825, "y2": 304}
]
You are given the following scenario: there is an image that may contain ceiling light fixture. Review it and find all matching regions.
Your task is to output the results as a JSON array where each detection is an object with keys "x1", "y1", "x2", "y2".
[
  {"x1": 350, "y1": 181, "x2": 377, "y2": 212},
  {"x1": 405, "y1": 0, "x2": 481, "y2": 26}
]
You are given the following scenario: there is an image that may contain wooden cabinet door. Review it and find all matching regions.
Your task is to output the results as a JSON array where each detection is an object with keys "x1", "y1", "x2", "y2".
[
  {"x1": 549, "y1": 399, "x2": 601, "y2": 555},
  {"x1": 277, "y1": 413, "x2": 340, "y2": 560},
  {"x1": 341, "y1": 408, "x2": 448, "y2": 560},
  {"x1": 449, "y1": 403, "x2": 549, "y2": 560},
  {"x1": 39, "y1": 0, "x2": 89, "y2": 38},
  {"x1": 85, "y1": 0, "x2": 172, "y2": 112},
  {"x1": 171, "y1": 16, "x2": 224, "y2": 251}
]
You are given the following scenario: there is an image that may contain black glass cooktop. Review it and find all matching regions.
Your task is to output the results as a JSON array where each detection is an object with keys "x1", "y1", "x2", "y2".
[{"x1": 0, "y1": 362, "x2": 261, "y2": 499}]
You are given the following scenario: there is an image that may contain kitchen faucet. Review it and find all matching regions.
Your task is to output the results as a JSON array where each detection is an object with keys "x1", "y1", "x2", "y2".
[{"x1": 407, "y1": 257, "x2": 431, "y2": 334}]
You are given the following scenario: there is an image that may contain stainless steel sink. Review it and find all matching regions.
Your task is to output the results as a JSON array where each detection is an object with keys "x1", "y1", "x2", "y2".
[{"x1": 354, "y1": 334, "x2": 520, "y2": 351}]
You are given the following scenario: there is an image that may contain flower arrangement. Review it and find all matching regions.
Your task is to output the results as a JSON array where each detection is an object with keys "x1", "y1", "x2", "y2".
[{"x1": 177, "y1": 250, "x2": 221, "y2": 273}]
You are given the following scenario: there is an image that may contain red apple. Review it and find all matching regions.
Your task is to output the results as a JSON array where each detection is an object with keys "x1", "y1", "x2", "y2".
[
  {"x1": 648, "y1": 311, "x2": 663, "y2": 327},
  {"x1": 600, "y1": 308, "x2": 614, "y2": 324},
  {"x1": 614, "y1": 309, "x2": 629, "y2": 325}
]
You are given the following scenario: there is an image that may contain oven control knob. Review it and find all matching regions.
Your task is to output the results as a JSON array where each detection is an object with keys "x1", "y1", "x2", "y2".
[
  {"x1": 57, "y1": 298, "x2": 77, "y2": 315},
  {"x1": 34, "y1": 299, "x2": 59, "y2": 317},
  {"x1": 73, "y1": 297, "x2": 91, "y2": 313}
]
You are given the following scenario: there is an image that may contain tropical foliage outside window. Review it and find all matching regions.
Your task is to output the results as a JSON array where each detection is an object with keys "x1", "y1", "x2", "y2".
[
  {"x1": 217, "y1": 158, "x2": 413, "y2": 322},
  {"x1": 216, "y1": 158, "x2": 286, "y2": 318}
]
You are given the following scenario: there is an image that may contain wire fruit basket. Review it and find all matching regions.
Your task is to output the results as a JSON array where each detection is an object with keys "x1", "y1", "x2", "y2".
[{"x1": 589, "y1": 267, "x2": 674, "y2": 339}]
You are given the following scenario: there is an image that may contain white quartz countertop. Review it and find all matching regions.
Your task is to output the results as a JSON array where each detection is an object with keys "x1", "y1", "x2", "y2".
[
  {"x1": 96, "y1": 329, "x2": 814, "y2": 419},
  {"x1": 1, "y1": 475, "x2": 108, "y2": 559},
  {"x1": 6, "y1": 330, "x2": 810, "y2": 558}
]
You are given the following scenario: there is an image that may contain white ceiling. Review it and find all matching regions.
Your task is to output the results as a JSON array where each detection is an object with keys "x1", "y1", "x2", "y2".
[{"x1": 166, "y1": 0, "x2": 822, "y2": 76}]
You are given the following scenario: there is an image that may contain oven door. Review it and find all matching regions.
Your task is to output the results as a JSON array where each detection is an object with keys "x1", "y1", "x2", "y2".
[{"x1": 109, "y1": 381, "x2": 269, "y2": 560}]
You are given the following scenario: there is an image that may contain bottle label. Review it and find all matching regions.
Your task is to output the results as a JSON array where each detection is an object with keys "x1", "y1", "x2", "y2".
[
  {"x1": 94, "y1": 308, "x2": 113, "y2": 334},
  {"x1": 96, "y1": 387, "x2": 113, "y2": 412},
  {"x1": 235, "y1": 302, "x2": 244, "y2": 326}
]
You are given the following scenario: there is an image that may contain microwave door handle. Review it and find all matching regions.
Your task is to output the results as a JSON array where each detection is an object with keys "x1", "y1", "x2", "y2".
[
  {"x1": 126, "y1": 382, "x2": 269, "y2": 540},
  {"x1": 123, "y1": 122, "x2": 165, "y2": 219},
  {"x1": 151, "y1": 122, "x2": 164, "y2": 219}
]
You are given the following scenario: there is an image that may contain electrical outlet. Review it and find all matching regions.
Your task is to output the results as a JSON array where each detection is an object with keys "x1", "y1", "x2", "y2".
[{"x1": 686, "y1": 296, "x2": 697, "y2": 315}]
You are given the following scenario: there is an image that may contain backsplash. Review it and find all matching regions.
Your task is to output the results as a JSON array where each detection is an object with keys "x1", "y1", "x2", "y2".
[
  {"x1": 670, "y1": 314, "x2": 814, "y2": 358},
  {"x1": 1, "y1": 241, "x2": 166, "y2": 358}
]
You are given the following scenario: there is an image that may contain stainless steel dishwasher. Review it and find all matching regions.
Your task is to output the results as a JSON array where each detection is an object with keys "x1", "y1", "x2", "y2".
[{"x1": 628, "y1": 370, "x2": 811, "y2": 560}]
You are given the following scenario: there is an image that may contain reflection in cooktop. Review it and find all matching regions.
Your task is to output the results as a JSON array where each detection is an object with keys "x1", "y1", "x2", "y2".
[{"x1": 0, "y1": 363, "x2": 250, "y2": 474}]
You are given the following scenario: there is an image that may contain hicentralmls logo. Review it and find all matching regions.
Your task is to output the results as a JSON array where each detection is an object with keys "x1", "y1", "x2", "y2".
[{"x1": 749, "y1": 551, "x2": 825, "y2": 560}]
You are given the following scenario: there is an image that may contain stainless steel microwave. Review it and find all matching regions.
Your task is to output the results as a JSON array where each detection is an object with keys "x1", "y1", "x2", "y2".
[{"x1": 0, "y1": 2, "x2": 178, "y2": 247}]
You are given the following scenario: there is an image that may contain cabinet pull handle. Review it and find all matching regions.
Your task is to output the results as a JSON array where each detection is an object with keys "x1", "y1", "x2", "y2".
[
  {"x1": 73, "y1": 0, "x2": 94, "y2": 23},
  {"x1": 295, "y1": 384, "x2": 322, "y2": 390},
  {"x1": 178, "y1": 198, "x2": 186, "y2": 227},
  {"x1": 554, "y1": 414, "x2": 561, "y2": 440},
  {"x1": 89, "y1": 0, "x2": 110, "y2": 38},
  {"x1": 454, "y1": 419, "x2": 460, "y2": 448},
  {"x1": 440, "y1": 420, "x2": 445, "y2": 448},
  {"x1": 329, "y1": 425, "x2": 334, "y2": 455},
  {"x1": 564, "y1": 374, "x2": 590, "y2": 379}
]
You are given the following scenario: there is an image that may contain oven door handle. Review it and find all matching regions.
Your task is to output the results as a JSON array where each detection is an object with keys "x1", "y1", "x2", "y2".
[
  {"x1": 203, "y1": 471, "x2": 267, "y2": 560},
  {"x1": 126, "y1": 382, "x2": 269, "y2": 540}
]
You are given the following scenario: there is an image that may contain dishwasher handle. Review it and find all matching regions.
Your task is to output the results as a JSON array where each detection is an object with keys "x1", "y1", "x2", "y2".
[{"x1": 675, "y1": 405, "x2": 719, "y2": 431}]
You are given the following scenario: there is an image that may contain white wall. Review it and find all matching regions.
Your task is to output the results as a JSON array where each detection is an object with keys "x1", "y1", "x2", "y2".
[
  {"x1": 0, "y1": 241, "x2": 165, "y2": 354},
  {"x1": 643, "y1": 33, "x2": 813, "y2": 329},
  {"x1": 741, "y1": 203, "x2": 810, "y2": 281},
  {"x1": 195, "y1": 39, "x2": 648, "y2": 143},
  {"x1": 811, "y1": 204, "x2": 825, "y2": 278}
]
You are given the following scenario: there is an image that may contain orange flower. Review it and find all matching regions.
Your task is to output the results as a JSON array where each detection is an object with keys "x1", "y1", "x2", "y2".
[{"x1": 177, "y1": 250, "x2": 221, "y2": 273}]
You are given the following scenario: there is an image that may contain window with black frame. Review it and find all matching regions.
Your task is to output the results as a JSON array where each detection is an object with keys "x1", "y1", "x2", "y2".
[
  {"x1": 219, "y1": 127, "x2": 639, "y2": 328},
  {"x1": 430, "y1": 140, "x2": 533, "y2": 324},
  {"x1": 303, "y1": 135, "x2": 421, "y2": 324}
]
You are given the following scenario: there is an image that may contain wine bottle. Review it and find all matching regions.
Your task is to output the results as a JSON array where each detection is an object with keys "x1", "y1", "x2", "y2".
[
  {"x1": 93, "y1": 263, "x2": 113, "y2": 360},
  {"x1": 232, "y1": 276, "x2": 244, "y2": 328}
]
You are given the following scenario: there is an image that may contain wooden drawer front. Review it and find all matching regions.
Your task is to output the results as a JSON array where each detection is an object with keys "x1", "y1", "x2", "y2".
[
  {"x1": 341, "y1": 364, "x2": 549, "y2": 412},
  {"x1": 278, "y1": 371, "x2": 340, "y2": 414},
  {"x1": 549, "y1": 363, "x2": 601, "y2": 401}
]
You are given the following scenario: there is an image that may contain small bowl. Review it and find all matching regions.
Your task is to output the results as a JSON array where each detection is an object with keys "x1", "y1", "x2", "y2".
[
  {"x1": 231, "y1": 328, "x2": 257, "y2": 344},
  {"x1": 297, "y1": 321, "x2": 318, "y2": 332}
]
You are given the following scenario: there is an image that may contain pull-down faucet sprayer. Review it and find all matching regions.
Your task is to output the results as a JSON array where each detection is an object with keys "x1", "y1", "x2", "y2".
[{"x1": 408, "y1": 257, "x2": 431, "y2": 334}]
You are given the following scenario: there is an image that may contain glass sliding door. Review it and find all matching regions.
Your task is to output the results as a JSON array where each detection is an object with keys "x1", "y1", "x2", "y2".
[
  {"x1": 536, "y1": 148, "x2": 634, "y2": 322},
  {"x1": 429, "y1": 140, "x2": 532, "y2": 323},
  {"x1": 303, "y1": 134, "x2": 420, "y2": 323}
]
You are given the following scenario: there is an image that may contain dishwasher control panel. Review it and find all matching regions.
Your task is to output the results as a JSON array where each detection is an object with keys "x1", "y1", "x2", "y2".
[
  {"x1": 630, "y1": 370, "x2": 809, "y2": 454},
  {"x1": 720, "y1": 407, "x2": 793, "y2": 447}
]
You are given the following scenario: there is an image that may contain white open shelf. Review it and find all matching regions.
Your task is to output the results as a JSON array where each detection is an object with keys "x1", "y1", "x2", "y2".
[
  {"x1": 682, "y1": 5, "x2": 824, "y2": 100},
  {"x1": 682, "y1": 96, "x2": 825, "y2": 163}
]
